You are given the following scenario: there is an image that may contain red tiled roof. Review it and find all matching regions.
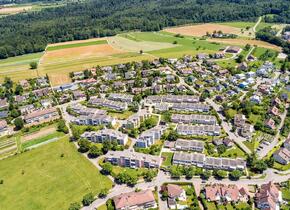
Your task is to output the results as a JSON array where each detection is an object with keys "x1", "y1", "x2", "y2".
[{"x1": 113, "y1": 190, "x2": 155, "y2": 209}]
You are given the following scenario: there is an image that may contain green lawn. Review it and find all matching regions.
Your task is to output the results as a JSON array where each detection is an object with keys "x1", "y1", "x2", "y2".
[
  {"x1": 0, "y1": 136, "x2": 112, "y2": 210},
  {"x1": 244, "y1": 140, "x2": 259, "y2": 153},
  {"x1": 21, "y1": 131, "x2": 65, "y2": 149},
  {"x1": 221, "y1": 146, "x2": 247, "y2": 158},
  {"x1": 108, "y1": 110, "x2": 134, "y2": 120},
  {"x1": 46, "y1": 40, "x2": 108, "y2": 51},
  {"x1": 161, "y1": 152, "x2": 173, "y2": 167}
]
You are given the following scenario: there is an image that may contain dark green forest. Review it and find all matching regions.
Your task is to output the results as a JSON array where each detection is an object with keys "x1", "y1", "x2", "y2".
[{"x1": 0, "y1": 0, "x2": 290, "y2": 59}]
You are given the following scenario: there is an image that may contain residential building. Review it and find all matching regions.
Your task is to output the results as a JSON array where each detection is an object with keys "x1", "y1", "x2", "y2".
[
  {"x1": 73, "y1": 114, "x2": 116, "y2": 127},
  {"x1": 172, "y1": 103, "x2": 210, "y2": 112},
  {"x1": 176, "y1": 124, "x2": 221, "y2": 136},
  {"x1": 171, "y1": 114, "x2": 216, "y2": 125},
  {"x1": 174, "y1": 139, "x2": 204, "y2": 152},
  {"x1": 136, "y1": 125, "x2": 167, "y2": 148},
  {"x1": 239, "y1": 123, "x2": 254, "y2": 139},
  {"x1": 161, "y1": 184, "x2": 187, "y2": 209},
  {"x1": 108, "y1": 93, "x2": 134, "y2": 103},
  {"x1": 24, "y1": 107, "x2": 59, "y2": 126},
  {"x1": 123, "y1": 110, "x2": 151, "y2": 129},
  {"x1": 113, "y1": 190, "x2": 157, "y2": 210},
  {"x1": 0, "y1": 98, "x2": 8, "y2": 109},
  {"x1": 105, "y1": 150, "x2": 162, "y2": 168},
  {"x1": 72, "y1": 90, "x2": 86, "y2": 100},
  {"x1": 173, "y1": 152, "x2": 246, "y2": 171},
  {"x1": 226, "y1": 46, "x2": 241, "y2": 53},
  {"x1": 273, "y1": 148, "x2": 290, "y2": 165},
  {"x1": 81, "y1": 129, "x2": 128, "y2": 145},
  {"x1": 0, "y1": 120, "x2": 8, "y2": 136},
  {"x1": 234, "y1": 114, "x2": 246, "y2": 127},
  {"x1": 255, "y1": 182, "x2": 282, "y2": 210},
  {"x1": 33, "y1": 87, "x2": 51, "y2": 98},
  {"x1": 70, "y1": 103, "x2": 107, "y2": 116},
  {"x1": 205, "y1": 184, "x2": 249, "y2": 203},
  {"x1": 265, "y1": 118, "x2": 276, "y2": 130},
  {"x1": 89, "y1": 97, "x2": 128, "y2": 111},
  {"x1": 146, "y1": 95, "x2": 199, "y2": 104}
]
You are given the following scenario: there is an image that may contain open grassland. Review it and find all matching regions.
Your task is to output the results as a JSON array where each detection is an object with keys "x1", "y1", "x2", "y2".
[
  {"x1": 0, "y1": 136, "x2": 112, "y2": 210},
  {"x1": 164, "y1": 23, "x2": 241, "y2": 37},
  {"x1": 0, "y1": 52, "x2": 43, "y2": 82}
]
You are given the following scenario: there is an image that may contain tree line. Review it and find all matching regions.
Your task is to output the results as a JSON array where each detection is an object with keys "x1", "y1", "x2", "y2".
[{"x1": 0, "y1": 0, "x2": 290, "y2": 59}]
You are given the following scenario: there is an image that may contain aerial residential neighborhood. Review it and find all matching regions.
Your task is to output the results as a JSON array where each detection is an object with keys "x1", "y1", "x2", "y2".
[{"x1": 0, "y1": 0, "x2": 290, "y2": 210}]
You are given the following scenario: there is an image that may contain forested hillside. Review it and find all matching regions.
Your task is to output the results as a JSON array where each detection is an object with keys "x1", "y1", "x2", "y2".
[{"x1": 0, "y1": 0, "x2": 289, "y2": 59}]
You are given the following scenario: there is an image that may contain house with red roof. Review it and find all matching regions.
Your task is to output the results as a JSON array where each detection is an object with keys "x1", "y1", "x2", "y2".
[
  {"x1": 255, "y1": 182, "x2": 282, "y2": 210},
  {"x1": 113, "y1": 189, "x2": 157, "y2": 210},
  {"x1": 204, "y1": 184, "x2": 249, "y2": 203}
]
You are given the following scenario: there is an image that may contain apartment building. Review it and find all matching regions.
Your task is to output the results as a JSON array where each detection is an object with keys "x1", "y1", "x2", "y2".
[
  {"x1": 174, "y1": 139, "x2": 204, "y2": 152},
  {"x1": 108, "y1": 93, "x2": 134, "y2": 103},
  {"x1": 81, "y1": 129, "x2": 128, "y2": 145},
  {"x1": 24, "y1": 107, "x2": 59, "y2": 126},
  {"x1": 171, "y1": 114, "x2": 216, "y2": 125},
  {"x1": 123, "y1": 110, "x2": 151, "y2": 129},
  {"x1": 135, "y1": 125, "x2": 167, "y2": 148},
  {"x1": 176, "y1": 124, "x2": 221, "y2": 136},
  {"x1": 105, "y1": 150, "x2": 162, "y2": 168},
  {"x1": 173, "y1": 152, "x2": 246, "y2": 171},
  {"x1": 73, "y1": 114, "x2": 116, "y2": 126},
  {"x1": 89, "y1": 97, "x2": 128, "y2": 111}
]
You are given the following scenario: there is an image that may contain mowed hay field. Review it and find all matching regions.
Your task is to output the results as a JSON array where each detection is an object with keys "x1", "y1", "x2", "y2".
[
  {"x1": 0, "y1": 52, "x2": 43, "y2": 83},
  {"x1": 164, "y1": 23, "x2": 242, "y2": 37},
  {"x1": 0, "y1": 136, "x2": 112, "y2": 210}
]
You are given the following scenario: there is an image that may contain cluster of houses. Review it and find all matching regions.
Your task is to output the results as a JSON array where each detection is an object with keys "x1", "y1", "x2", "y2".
[
  {"x1": 164, "y1": 139, "x2": 205, "y2": 153},
  {"x1": 173, "y1": 152, "x2": 246, "y2": 171},
  {"x1": 122, "y1": 109, "x2": 151, "y2": 129}
]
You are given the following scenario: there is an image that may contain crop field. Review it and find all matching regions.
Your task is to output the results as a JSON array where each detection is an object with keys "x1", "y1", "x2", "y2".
[
  {"x1": 164, "y1": 23, "x2": 241, "y2": 37},
  {"x1": 0, "y1": 136, "x2": 112, "y2": 210},
  {"x1": 0, "y1": 5, "x2": 32, "y2": 15}
]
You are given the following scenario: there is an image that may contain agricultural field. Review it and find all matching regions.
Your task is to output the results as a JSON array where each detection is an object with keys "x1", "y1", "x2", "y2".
[
  {"x1": 0, "y1": 52, "x2": 43, "y2": 83},
  {"x1": 219, "y1": 21, "x2": 256, "y2": 29},
  {"x1": 0, "y1": 27, "x2": 281, "y2": 86},
  {"x1": 164, "y1": 23, "x2": 242, "y2": 37},
  {"x1": 0, "y1": 136, "x2": 112, "y2": 210}
]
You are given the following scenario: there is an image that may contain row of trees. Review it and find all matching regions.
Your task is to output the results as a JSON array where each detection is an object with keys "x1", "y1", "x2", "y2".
[{"x1": 1, "y1": 0, "x2": 290, "y2": 59}]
